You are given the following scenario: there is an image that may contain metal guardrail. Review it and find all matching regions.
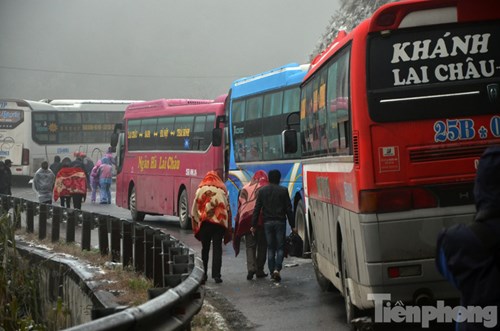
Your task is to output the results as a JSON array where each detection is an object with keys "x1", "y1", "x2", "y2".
[{"x1": 3, "y1": 195, "x2": 205, "y2": 331}]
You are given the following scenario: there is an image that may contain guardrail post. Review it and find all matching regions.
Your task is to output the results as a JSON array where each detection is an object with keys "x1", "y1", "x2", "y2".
[
  {"x1": 38, "y1": 203, "x2": 47, "y2": 240},
  {"x1": 81, "y1": 212, "x2": 92, "y2": 251},
  {"x1": 134, "y1": 223, "x2": 145, "y2": 273},
  {"x1": 98, "y1": 215, "x2": 109, "y2": 256},
  {"x1": 26, "y1": 201, "x2": 34, "y2": 233},
  {"x1": 162, "y1": 235, "x2": 177, "y2": 278},
  {"x1": 66, "y1": 210, "x2": 76, "y2": 243},
  {"x1": 13, "y1": 198, "x2": 21, "y2": 229},
  {"x1": 153, "y1": 231, "x2": 164, "y2": 287},
  {"x1": 51, "y1": 206, "x2": 61, "y2": 242},
  {"x1": 144, "y1": 227, "x2": 154, "y2": 279},
  {"x1": 110, "y1": 217, "x2": 121, "y2": 262},
  {"x1": 1, "y1": 195, "x2": 9, "y2": 214},
  {"x1": 122, "y1": 220, "x2": 133, "y2": 267}
]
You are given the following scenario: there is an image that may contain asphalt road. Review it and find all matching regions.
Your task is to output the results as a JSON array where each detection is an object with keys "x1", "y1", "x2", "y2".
[{"x1": 13, "y1": 182, "x2": 455, "y2": 331}]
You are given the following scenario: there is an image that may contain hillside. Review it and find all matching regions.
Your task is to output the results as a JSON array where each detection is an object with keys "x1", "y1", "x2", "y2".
[{"x1": 310, "y1": 0, "x2": 396, "y2": 60}]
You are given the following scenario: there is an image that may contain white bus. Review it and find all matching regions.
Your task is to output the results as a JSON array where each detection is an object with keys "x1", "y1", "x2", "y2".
[{"x1": 0, "y1": 99, "x2": 139, "y2": 180}]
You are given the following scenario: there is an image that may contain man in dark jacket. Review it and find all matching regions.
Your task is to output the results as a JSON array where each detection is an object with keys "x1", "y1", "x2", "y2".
[
  {"x1": 436, "y1": 146, "x2": 500, "y2": 330},
  {"x1": 251, "y1": 169, "x2": 296, "y2": 282},
  {"x1": 4, "y1": 159, "x2": 12, "y2": 195}
]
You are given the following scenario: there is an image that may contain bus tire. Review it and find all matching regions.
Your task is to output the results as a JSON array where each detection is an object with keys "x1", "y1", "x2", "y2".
[
  {"x1": 341, "y1": 243, "x2": 360, "y2": 328},
  {"x1": 130, "y1": 187, "x2": 145, "y2": 222},
  {"x1": 178, "y1": 189, "x2": 191, "y2": 229},
  {"x1": 311, "y1": 232, "x2": 333, "y2": 292},
  {"x1": 294, "y1": 200, "x2": 310, "y2": 257}
]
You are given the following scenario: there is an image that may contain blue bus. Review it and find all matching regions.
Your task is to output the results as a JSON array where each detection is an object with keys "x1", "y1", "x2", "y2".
[{"x1": 225, "y1": 63, "x2": 310, "y2": 255}]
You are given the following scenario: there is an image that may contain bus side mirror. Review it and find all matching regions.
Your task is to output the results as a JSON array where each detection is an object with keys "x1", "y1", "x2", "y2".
[
  {"x1": 212, "y1": 115, "x2": 226, "y2": 147},
  {"x1": 111, "y1": 123, "x2": 123, "y2": 148},
  {"x1": 110, "y1": 133, "x2": 119, "y2": 148},
  {"x1": 282, "y1": 129, "x2": 298, "y2": 154},
  {"x1": 212, "y1": 128, "x2": 223, "y2": 147}
]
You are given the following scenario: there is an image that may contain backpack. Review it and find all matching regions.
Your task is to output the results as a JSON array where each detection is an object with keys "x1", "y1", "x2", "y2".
[{"x1": 285, "y1": 232, "x2": 303, "y2": 257}]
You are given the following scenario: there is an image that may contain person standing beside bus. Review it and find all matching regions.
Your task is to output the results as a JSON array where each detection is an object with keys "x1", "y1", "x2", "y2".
[
  {"x1": 191, "y1": 171, "x2": 232, "y2": 284},
  {"x1": 98, "y1": 158, "x2": 113, "y2": 204},
  {"x1": 4, "y1": 159, "x2": 12, "y2": 195},
  {"x1": 32, "y1": 161, "x2": 55, "y2": 204},
  {"x1": 233, "y1": 170, "x2": 269, "y2": 280},
  {"x1": 251, "y1": 169, "x2": 296, "y2": 282},
  {"x1": 0, "y1": 161, "x2": 9, "y2": 196},
  {"x1": 436, "y1": 146, "x2": 500, "y2": 331}
]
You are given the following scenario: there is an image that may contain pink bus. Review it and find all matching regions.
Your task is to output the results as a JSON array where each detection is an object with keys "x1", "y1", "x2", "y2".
[{"x1": 111, "y1": 96, "x2": 227, "y2": 228}]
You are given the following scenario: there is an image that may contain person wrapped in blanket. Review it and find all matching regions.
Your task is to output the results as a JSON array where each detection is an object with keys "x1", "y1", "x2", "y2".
[
  {"x1": 53, "y1": 163, "x2": 87, "y2": 210},
  {"x1": 191, "y1": 171, "x2": 232, "y2": 284},
  {"x1": 233, "y1": 170, "x2": 269, "y2": 280},
  {"x1": 436, "y1": 146, "x2": 500, "y2": 331}
]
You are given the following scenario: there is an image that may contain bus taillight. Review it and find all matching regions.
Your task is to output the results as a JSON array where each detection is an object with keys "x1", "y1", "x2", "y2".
[
  {"x1": 22, "y1": 148, "x2": 29, "y2": 165},
  {"x1": 359, "y1": 187, "x2": 437, "y2": 213}
]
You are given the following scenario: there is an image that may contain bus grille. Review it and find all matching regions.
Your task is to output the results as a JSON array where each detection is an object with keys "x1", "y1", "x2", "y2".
[{"x1": 409, "y1": 142, "x2": 497, "y2": 163}]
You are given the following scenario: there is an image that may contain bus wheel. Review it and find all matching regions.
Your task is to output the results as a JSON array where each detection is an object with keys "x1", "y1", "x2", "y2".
[
  {"x1": 341, "y1": 244, "x2": 360, "y2": 328},
  {"x1": 178, "y1": 189, "x2": 191, "y2": 229},
  {"x1": 311, "y1": 234, "x2": 333, "y2": 292},
  {"x1": 295, "y1": 200, "x2": 310, "y2": 257},
  {"x1": 130, "y1": 187, "x2": 145, "y2": 222}
]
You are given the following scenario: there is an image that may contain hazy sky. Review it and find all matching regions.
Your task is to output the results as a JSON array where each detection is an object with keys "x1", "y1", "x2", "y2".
[{"x1": 0, "y1": 0, "x2": 340, "y2": 101}]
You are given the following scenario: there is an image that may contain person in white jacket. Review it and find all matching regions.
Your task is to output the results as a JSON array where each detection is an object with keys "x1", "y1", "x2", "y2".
[{"x1": 33, "y1": 161, "x2": 56, "y2": 204}]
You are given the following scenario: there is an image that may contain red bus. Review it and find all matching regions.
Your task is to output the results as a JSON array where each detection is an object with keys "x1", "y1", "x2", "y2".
[
  {"x1": 283, "y1": 0, "x2": 500, "y2": 326},
  {"x1": 111, "y1": 96, "x2": 227, "y2": 228}
]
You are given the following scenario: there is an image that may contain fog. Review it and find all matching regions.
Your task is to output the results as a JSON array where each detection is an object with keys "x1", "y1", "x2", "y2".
[{"x1": 0, "y1": 0, "x2": 340, "y2": 101}]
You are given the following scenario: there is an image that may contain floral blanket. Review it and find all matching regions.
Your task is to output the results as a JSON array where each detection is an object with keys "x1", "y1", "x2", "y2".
[
  {"x1": 191, "y1": 171, "x2": 232, "y2": 244},
  {"x1": 53, "y1": 167, "x2": 87, "y2": 202}
]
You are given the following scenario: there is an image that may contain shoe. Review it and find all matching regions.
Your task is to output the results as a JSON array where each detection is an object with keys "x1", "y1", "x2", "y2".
[
  {"x1": 272, "y1": 270, "x2": 281, "y2": 282},
  {"x1": 256, "y1": 272, "x2": 268, "y2": 278},
  {"x1": 214, "y1": 277, "x2": 223, "y2": 284},
  {"x1": 247, "y1": 272, "x2": 255, "y2": 280},
  {"x1": 201, "y1": 273, "x2": 208, "y2": 285}
]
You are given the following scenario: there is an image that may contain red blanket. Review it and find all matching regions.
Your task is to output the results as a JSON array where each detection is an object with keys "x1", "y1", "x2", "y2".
[
  {"x1": 233, "y1": 170, "x2": 269, "y2": 256},
  {"x1": 53, "y1": 167, "x2": 87, "y2": 202}
]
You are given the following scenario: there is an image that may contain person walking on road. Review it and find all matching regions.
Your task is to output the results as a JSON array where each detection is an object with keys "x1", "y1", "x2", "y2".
[
  {"x1": 436, "y1": 146, "x2": 500, "y2": 331},
  {"x1": 90, "y1": 159, "x2": 102, "y2": 203},
  {"x1": 49, "y1": 155, "x2": 62, "y2": 176},
  {"x1": 191, "y1": 171, "x2": 232, "y2": 284},
  {"x1": 32, "y1": 161, "x2": 56, "y2": 204},
  {"x1": 54, "y1": 161, "x2": 87, "y2": 210},
  {"x1": 233, "y1": 170, "x2": 269, "y2": 280},
  {"x1": 251, "y1": 169, "x2": 296, "y2": 282},
  {"x1": 98, "y1": 158, "x2": 113, "y2": 204},
  {"x1": 56, "y1": 157, "x2": 72, "y2": 208}
]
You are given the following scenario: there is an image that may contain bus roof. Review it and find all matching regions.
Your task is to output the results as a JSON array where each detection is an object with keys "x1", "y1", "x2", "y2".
[
  {"x1": 44, "y1": 99, "x2": 142, "y2": 105},
  {"x1": 124, "y1": 98, "x2": 226, "y2": 117},
  {"x1": 128, "y1": 98, "x2": 214, "y2": 110},
  {"x1": 0, "y1": 98, "x2": 57, "y2": 111},
  {"x1": 231, "y1": 63, "x2": 310, "y2": 99}
]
